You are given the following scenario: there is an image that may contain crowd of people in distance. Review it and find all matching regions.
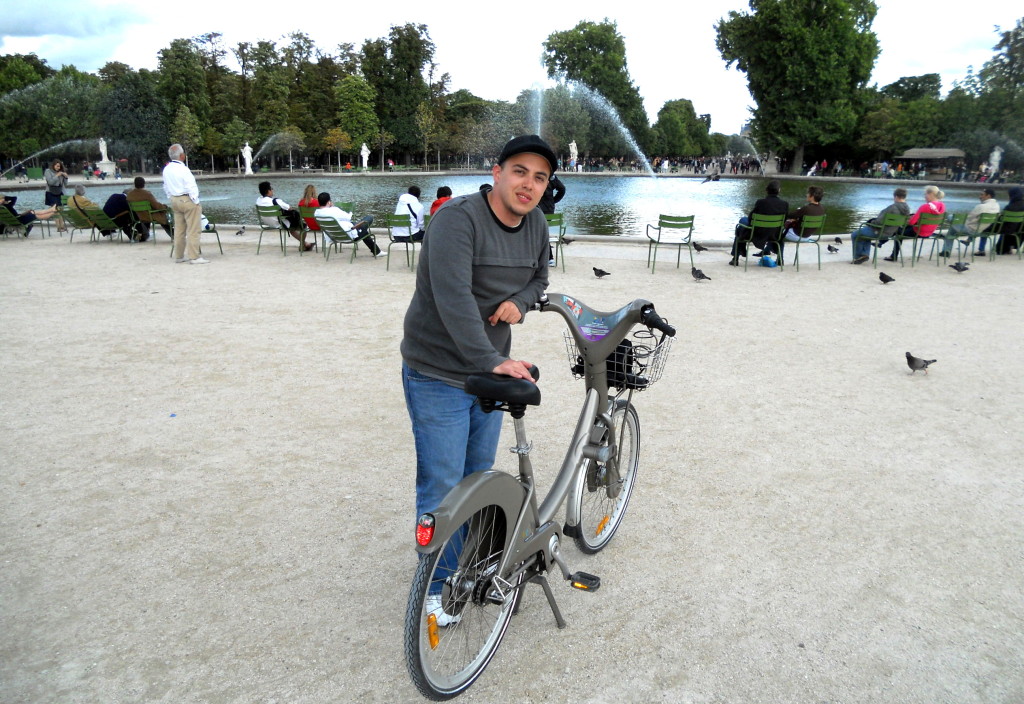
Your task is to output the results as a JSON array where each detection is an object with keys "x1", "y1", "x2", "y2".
[{"x1": 730, "y1": 180, "x2": 1024, "y2": 267}]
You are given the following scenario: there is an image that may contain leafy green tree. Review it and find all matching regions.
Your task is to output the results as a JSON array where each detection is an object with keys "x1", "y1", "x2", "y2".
[
  {"x1": 0, "y1": 70, "x2": 101, "y2": 161},
  {"x1": 170, "y1": 105, "x2": 202, "y2": 156},
  {"x1": 415, "y1": 101, "x2": 444, "y2": 169},
  {"x1": 157, "y1": 39, "x2": 211, "y2": 128},
  {"x1": 0, "y1": 53, "x2": 55, "y2": 94},
  {"x1": 880, "y1": 74, "x2": 941, "y2": 102},
  {"x1": 543, "y1": 20, "x2": 650, "y2": 150},
  {"x1": 335, "y1": 75, "x2": 379, "y2": 150},
  {"x1": 978, "y1": 17, "x2": 1024, "y2": 144},
  {"x1": 361, "y1": 23, "x2": 436, "y2": 158},
  {"x1": 716, "y1": 0, "x2": 880, "y2": 172},
  {"x1": 541, "y1": 84, "x2": 590, "y2": 158},
  {"x1": 651, "y1": 99, "x2": 709, "y2": 155},
  {"x1": 373, "y1": 129, "x2": 395, "y2": 171},
  {"x1": 221, "y1": 117, "x2": 253, "y2": 170},
  {"x1": 323, "y1": 128, "x2": 351, "y2": 170},
  {"x1": 97, "y1": 69, "x2": 168, "y2": 170}
]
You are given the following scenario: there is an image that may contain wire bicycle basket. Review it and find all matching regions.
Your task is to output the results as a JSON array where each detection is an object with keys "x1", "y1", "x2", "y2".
[{"x1": 564, "y1": 326, "x2": 674, "y2": 391}]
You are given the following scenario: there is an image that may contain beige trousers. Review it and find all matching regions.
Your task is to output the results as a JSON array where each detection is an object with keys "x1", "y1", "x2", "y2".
[{"x1": 170, "y1": 195, "x2": 202, "y2": 260}]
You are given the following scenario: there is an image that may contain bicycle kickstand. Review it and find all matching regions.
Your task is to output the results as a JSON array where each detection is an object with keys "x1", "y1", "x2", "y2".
[{"x1": 529, "y1": 573, "x2": 567, "y2": 629}]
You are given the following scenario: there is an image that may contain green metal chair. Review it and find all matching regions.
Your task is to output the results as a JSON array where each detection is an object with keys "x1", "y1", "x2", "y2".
[
  {"x1": 852, "y1": 213, "x2": 909, "y2": 269},
  {"x1": 545, "y1": 213, "x2": 568, "y2": 272},
  {"x1": 646, "y1": 215, "x2": 694, "y2": 273},
  {"x1": 736, "y1": 213, "x2": 786, "y2": 271},
  {"x1": 385, "y1": 213, "x2": 417, "y2": 271},
  {"x1": 892, "y1": 212, "x2": 945, "y2": 267},
  {"x1": 789, "y1": 214, "x2": 827, "y2": 271},
  {"x1": 315, "y1": 214, "x2": 374, "y2": 263},
  {"x1": 128, "y1": 199, "x2": 171, "y2": 244},
  {"x1": 200, "y1": 216, "x2": 224, "y2": 256},
  {"x1": 62, "y1": 206, "x2": 98, "y2": 243},
  {"x1": 956, "y1": 212, "x2": 1000, "y2": 262},
  {"x1": 0, "y1": 208, "x2": 30, "y2": 238},
  {"x1": 927, "y1": 212, "x2": 976, "y2": 265},
  {"x1": 83, "y1": 206, "x2": 131, "y2": 243},
  {"x1": 255, "y1": 204, "x2": 288, "y2": 255},
  {"x1": 989, "y1": 210, "x2": 1024, "y2": 260}
]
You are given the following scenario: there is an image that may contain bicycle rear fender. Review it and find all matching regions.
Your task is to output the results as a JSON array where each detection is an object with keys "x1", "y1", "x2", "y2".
[{"x1": 415, "y1": 470, "x2": 528, "y2": 556}]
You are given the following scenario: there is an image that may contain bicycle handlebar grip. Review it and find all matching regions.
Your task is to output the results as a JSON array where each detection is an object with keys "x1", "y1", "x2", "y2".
[
  {"x1": 528, "y1": 364, "x2": 540, "y2": 382},
  {"x1": 640, "y1": 305, "x2": 676, "y2": 337}
]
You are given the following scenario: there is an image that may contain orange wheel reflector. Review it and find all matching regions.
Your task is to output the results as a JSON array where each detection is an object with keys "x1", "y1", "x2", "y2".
[
  {"x1": 427, "y1": 613, "x2": 439, "y2": 649},
  {"x1": 595, "y1": 515, "x2": 610, "y2": 536}
]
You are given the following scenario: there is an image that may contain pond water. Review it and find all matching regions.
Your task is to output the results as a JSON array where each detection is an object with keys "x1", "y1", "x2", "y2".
[{"x1": 23, "y1": 174, "x2": 997, "y2": 238}]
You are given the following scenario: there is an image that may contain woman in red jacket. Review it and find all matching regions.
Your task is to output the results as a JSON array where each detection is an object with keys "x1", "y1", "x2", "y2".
[{"x1": 885, "y1": 185, "x2": 945, "y2": 262}]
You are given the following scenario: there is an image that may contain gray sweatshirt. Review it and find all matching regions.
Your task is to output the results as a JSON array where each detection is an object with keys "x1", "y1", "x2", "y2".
[{"x1": 401, "y1": 191, "x2": 549, "y2": 386}]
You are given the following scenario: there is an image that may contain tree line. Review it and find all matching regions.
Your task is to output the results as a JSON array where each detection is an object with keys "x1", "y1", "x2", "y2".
[{"x1": 1, "y1": 8, "x2": 1021, "y2": 174}]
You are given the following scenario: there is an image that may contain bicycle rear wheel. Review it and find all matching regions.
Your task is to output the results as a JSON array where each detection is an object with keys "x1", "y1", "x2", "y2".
[
  {"x1": 404, "y1": 504, "x2": 521, "y2": 700},
  {"x1": 573, "y1": 400, "x2": 640, "y2": 554}
]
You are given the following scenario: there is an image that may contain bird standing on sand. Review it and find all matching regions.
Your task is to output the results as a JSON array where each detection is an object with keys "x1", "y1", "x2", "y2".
[
  {"x1": 879, "y1": 272, "x2": 895, "y2": 284},
  {"x1": 827, "y1": 244, "x2": 839, "y2": 254},
  {"x1": 593, "y1": 267, "x2": 611, "y2": 278},
  {"x1": 834, "y1": 237, "x2": 843, "y2": 244},
  {"x1": 235, "y1": 226, "x2": 246, "y2": 237},
  {"x1": 692, "y1": 242, "x2": 708, "y2": 252},
  {"x1": 691, "y1": 266, "x2": 711, "y2": 281},
  {"x1": 906, "y1": 352, "x2": 936, "y2": 374},
  {"x1": 950, "y1": 262, "x2": 969, "y2": 273}
]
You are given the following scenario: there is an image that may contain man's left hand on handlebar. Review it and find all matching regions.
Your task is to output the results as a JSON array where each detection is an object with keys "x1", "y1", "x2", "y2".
[
  {"x1": 488, "y1": 300, "x2": 522, "y2": 326},
  {"x1": 492, "y1": 358, "x2": 536, "y2": 382}
]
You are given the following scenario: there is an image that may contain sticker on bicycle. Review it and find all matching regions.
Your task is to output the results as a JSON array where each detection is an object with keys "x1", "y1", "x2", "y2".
[{"x1": 562, "y1": 295, "x2": 582, "y2": 318}]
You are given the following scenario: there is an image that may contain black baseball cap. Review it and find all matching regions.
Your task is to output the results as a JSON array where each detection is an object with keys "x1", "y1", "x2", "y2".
[{"x1": 497, "y1": 134, "x2": 557, "y2": 175}]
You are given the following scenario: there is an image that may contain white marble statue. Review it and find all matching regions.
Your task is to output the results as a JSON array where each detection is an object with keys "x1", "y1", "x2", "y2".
[
  {"x1": 360, "y1": 143, "x2": 370, "y2": 170},
  {"x1": 569, "y1": 140, "x2": 578, "y2": 163},
  {"x1": 241, "y1": 142, "x2": 254, "y2": 176},
  {"x1": 98, "y1": 138, "x2": 109, "y2": 163}
]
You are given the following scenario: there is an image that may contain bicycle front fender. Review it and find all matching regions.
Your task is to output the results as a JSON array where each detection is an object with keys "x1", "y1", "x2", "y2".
[{"x1": 415, "y1": 470, "x2": 527, "y2": 556}]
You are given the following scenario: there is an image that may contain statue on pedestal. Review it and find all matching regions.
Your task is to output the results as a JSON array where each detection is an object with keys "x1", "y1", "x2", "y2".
[{"x1": 360, "y1": 143, "x2": 370, "y2": 170}]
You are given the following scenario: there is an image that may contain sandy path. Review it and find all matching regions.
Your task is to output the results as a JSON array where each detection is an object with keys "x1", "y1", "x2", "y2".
[{"x1": 2, "y1": 234, "x2": 1022, "y2": 703}]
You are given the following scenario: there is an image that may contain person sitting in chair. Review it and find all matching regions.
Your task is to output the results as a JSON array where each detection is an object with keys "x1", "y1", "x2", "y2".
[
  {"x1": 1, "y1": 194, "x2": 58, "y2": 236},
  {"x1": 393, "y1": 186, "x2": 425, "y2": 241},
  {"x1": 256, "y1": 181, "x2": 311, "y2": 251},
  {"x1": 729, "y1": 179, "x2": 789, "y2": 265},
  {"x1": 125, "y1": 176, "x2": 171, "y2": 242},
  {"x1": 851, "y1": 188, "x2": 910, "y2": 264},
  {"x1": 778, "y1": 185, "x2": 826, "y2": 259},
  {"x1": 314, "y1": 191, "x2": 380, "y2": 257}
]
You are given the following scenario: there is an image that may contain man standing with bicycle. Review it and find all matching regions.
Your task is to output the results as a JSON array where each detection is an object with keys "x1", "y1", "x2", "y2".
[{"x1": 401, "y1": 135, "x2": 555, "y2": 602}]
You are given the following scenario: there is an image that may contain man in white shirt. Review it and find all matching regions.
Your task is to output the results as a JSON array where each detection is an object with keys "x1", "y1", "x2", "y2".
[
  {"x1": 162, "y1": 143, "x2": 207, "y2": 264},
  {"x1": 314, "y1": 191, "x2": 381, "y2": 256},
  {"x1": 255, "y1": 180, "x2": 311, "y2": 251},
  {"x1": 947, "y1": 187, "x2": 1001, "y2": 256},
  {"x1": 393, "y1": 186, "x2": 425, "y2": 241}
]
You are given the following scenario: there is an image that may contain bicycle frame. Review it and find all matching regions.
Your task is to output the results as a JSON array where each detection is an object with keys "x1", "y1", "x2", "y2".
[{"x1": 414, "y1": 295, "x2": 658, "y2": 586}]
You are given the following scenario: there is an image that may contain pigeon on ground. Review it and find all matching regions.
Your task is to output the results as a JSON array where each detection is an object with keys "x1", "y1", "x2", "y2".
[
  {"x1": 593, "y1": 267, "x2": 611, "y2": 278},
  {"x1": 827, "y1": 244, "x2": 839, "y2": 253},
  {"x1": 235, "y1": 226, "x2": 246, "y2": 237},
  {"x1": 950, "y1": 261, "x2": 969, "y2": 273},
  {"x1": 834, "y1": 237, "x2": 843, "y2": 245},
  {"x1": 692, "y1": 242, "x2": 709, "y2": 252},
  {"x1": 879, "y1": 272, "x2": 895, "y2": 284},
  {"x1": 562, "y1": 236, "x2": 574, "y2": 245},
  {"x1": 906, "y1": 351, "x2": 936, "y2": 374},
  {"x1": 691, "y1": 266, "x2": 711, "y2": 281}
]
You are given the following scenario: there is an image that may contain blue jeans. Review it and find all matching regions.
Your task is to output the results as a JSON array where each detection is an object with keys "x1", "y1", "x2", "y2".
[
  {"x1": 402, "y1": 363, "x2": 504, "y2": 520},
  {"x1": 851, "y1": 225, "x2": 876, "y2": 258}
]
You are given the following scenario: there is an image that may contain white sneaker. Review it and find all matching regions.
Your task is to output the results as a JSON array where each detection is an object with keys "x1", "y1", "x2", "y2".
[
  {"x1": 425, "y1": 594, "x2": 461, "y2": 627},
  {"x1": 189, "y1": 257, "x2": 210, "y2": 265},
  {"x1": 548, "y1": 258, "x2": 556, "y2": 267}
]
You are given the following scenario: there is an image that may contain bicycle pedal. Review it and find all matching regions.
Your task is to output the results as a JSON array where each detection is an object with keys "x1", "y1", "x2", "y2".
[{"x1": 568, "y1": 572, "x2": 600, "y2": 591}]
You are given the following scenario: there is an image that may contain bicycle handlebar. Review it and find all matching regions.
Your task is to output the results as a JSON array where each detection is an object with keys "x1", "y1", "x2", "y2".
[{"x1": 640, "y1": 304, "x2": 676, "y2": 337}]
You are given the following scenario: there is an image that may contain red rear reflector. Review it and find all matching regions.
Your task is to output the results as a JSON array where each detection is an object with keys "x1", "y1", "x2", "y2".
[{"x1": 416, "y1": 514, "x2": 435, "y2": 546}]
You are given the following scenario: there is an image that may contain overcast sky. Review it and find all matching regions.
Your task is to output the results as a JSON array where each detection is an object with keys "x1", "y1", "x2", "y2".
[{"x1": 2, "y1": 1, "x2": 1020, "y2": 135}]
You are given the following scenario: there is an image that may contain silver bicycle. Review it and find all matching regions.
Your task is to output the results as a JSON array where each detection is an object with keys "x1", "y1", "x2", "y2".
[{"x1": 404, "y1": 293, "x2": 676, "y2": 700}]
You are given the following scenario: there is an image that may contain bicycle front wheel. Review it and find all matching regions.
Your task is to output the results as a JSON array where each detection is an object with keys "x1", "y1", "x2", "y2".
[
  {"x1": 404, "y1": 504, "x2": 521, "y2": 700},
  {"x1": 573, "y1": 400, "x2": 640, "y2": 554}
]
